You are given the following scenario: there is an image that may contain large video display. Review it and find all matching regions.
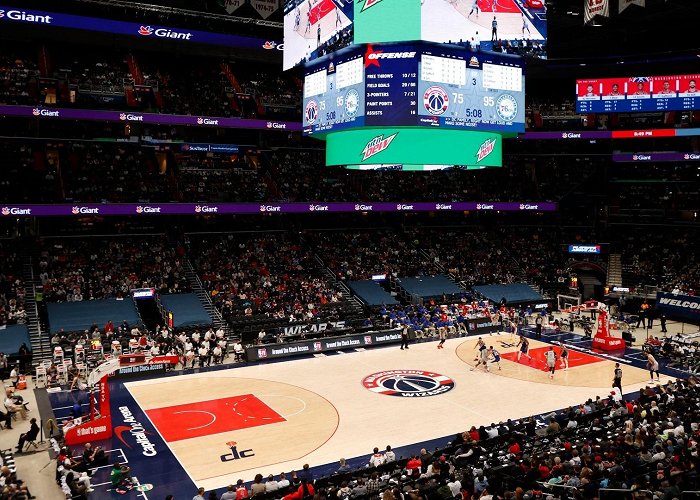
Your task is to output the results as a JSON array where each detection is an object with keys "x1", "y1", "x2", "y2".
[
  {"x1": 576, "y1": 74, "x2": 700, "y2": 113},
  {"x1": 283, "y1": 0, "x2": 354, "y2": 70},
  {"x1": 303, "y1": 42, "x2": 525, "y2": 135},
  {"x1": 421, "y1": 0, "x2": 548, "y2": 55}
]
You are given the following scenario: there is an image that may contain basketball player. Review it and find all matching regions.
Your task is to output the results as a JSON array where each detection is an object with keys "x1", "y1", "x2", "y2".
[
  {"x1": 585, "y1": 84, "x2": 596, "y2": 97},
  {"x1": 646, "y1": 352, "x2": 660, "y2": 383},
  {"x1": 608, "y1": 83, "x2": 622, "y2": 96},
  {"x1": 317, "y1": 23, "x2": 321, "y2": 47},
  {"x1": 294, "y1": 6, "x2": 301, "y2": 31},
  {"x1": 335, "y1": 6, "x2": 341, "y2": 28},
  {"x1": 686, "y1": 79, "x2": 697, "y2": 93},
  {"x1": 473, "y1": 337, "x2": 489, "y2": 371},
  {"x1": 545, "y1": 346, "x2": 557, "y2": 379},
  {"x1": 474, "y1": 337, "x2": 486, "y2": 360},
  {"x1": 468, "y1": 0, "x2": 480, "y2": 18},
  {"x1": 634, "y1": 82, "x2": 648, "y2": 96},
  {"x1": 437, "y1": 328, "x2": 446, "y2": 349},
  {"x1": 305, "y1": 11, "x2": 312, "y2": 34},
  {"x1": 559, "y1": 345, "x2": 569, "y2": 370},
  {"x1": 473, "y1": 344, "x2": 490, "y2": 372},
  {"x1": 655, "y1": 80, "x2": 675, "y2": 96},
  {"x1": 516, "y1": 335, "x2": 532, "y2": 362},
  {"x1": 521, "y1": 14, "x2": 531, "y2": 35},
  {"x1": 487, "y1": 346, "x2": 501, "y2": 370},
  {"x1": 613, "y1": 362, "x2": 623, "y2": 393}
]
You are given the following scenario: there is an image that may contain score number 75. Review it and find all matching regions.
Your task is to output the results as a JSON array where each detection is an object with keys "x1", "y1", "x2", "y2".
[{"x1": 451, "y1": 93, "x2": 495, "y2": 107}]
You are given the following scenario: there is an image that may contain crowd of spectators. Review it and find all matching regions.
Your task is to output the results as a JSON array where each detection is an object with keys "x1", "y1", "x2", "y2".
[
  {"x1": 271, "y1": 149, "x2": 353, "y2": 202},
  {"x1": 0, "y1": 52, "x2": 38, "y2": 106},
  {"x1": 0, "y1": 449, "x2": 35, "y2": 499},
  {"x1": 188, "y1": 234, "x2": 346, "y2": 322},
  {"x1": 619, "y1": 229, "x2": 699, "y2": 294},
  {"x1": 416, "y1": 228, "x2": 522, "y2": 287},
  {"x1": 62, "y1": 143, "x2": 173, "y2": 203},
  {"x1": 0, "y1": 243, "x2": 26, "y2": 327},
  {"x1": 308, "y1": 230, "x2": 441, "y2": 281},
  {"x1": 191, "y1": 378, "x2": 699, "y2": 500},
  {"x1": 37, "y1": 237, "x2": 190, "y2": 302},
  {"x1": 177, "y1": 158, "x2": 268, "y2": 202}
]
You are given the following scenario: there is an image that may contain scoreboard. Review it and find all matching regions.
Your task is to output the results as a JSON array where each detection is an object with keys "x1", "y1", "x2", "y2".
[
  {"x1": 576, "y1": 74, "x2": 700, "y2": 114},
  {"x1": 417, "y1": 45, "x2": 524, "y2": 132},
  {"x1": 303, "y1": 46, "x2": 366, "y2": 135},
  {"x1": 303, "y1": 42, "x2": 525, "y2": 135}
]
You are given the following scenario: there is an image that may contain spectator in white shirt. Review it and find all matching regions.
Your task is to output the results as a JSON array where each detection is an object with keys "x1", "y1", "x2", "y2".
[
  {"x1": 265, "y1": 475, "x2": 279, "y2": 492},
  {"x1": 384, "y1": 445, "x2": 396, "y2": 463},
  {"x1": 277, "y1": 473, "x2": 290, "y2": 489},
  {"x1": 368, "y1": 447, "x2": 385, "y2": 467}
]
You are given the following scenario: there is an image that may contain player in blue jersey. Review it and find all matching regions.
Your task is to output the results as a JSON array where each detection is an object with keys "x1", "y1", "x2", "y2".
[
  {"x1": 487, "y1": 346, "x2": 502, "y2": 370},
  {"x1": 516, "y1": 334, "x2": 532, "y2": 362},
  {"x1": 295, "y1": 6, "x2": 301, "y2": 31}
]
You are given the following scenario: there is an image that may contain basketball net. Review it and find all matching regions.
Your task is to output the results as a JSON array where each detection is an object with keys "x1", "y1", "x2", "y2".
[{"x1": 88, "y1": 358, "x2": 121, "y2": 387}]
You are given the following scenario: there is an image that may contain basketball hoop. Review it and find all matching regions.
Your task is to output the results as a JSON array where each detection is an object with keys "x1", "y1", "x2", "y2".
[{"x1": 87, "y1": 358, "x2": 121, "y2": 387}]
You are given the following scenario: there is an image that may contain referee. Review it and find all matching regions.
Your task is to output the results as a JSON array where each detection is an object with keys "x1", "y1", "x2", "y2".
[{"x1": 613, "y1": 363, "x2": 623, "y2": 393}]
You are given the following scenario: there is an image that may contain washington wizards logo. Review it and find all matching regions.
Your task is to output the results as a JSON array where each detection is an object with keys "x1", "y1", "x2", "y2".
[
  {"x1": 362, "y1": 370, "x2": 455, "y2": 397},
  {"x1": 424, "y1": 86, "x2": 449, "y2": 115},
  {"x1": 305, "y1": 100, "x2": 319, "y2": 125}
]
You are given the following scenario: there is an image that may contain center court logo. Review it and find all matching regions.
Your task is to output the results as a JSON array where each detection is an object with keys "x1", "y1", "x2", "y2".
[{"x1": 362, "y1": 370, "x2": 455, "y2": 397}]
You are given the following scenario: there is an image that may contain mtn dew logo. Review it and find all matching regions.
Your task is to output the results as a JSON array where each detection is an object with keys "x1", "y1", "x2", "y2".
[
  {"x1": 359, "y1": 0, "x2": 384, "y2": 11},
  {"x1": 475, "y1": 138, "x2": 496, "y2": 163},
  {"x1": 361, "y1": 133, "x2": 398, "y2": 162}
]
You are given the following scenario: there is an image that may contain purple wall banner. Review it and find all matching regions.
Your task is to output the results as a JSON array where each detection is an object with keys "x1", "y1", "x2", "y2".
[
  {"x1": 0, "y1": 202, "x2": 557, "y2": 217},
  {"x1": 0, "y1": 105, "x2": 301, "y2": 132},
  {"x1": 612, "y1": 152, "x2": 700, "y2": 162},
  {"x1": 0, "y1": 6, "x2": 282, "y2": 52},
  {"x1": 522, "y1": 131, "x2": 613, "y2": 140}
]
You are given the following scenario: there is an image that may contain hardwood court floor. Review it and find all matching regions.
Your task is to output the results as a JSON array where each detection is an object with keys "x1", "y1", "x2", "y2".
[{"x1": 125, "y1": 334, "x2": 667, "y2": 491}]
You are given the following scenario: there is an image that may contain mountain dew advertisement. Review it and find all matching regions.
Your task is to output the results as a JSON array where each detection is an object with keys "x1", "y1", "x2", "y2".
[
  {"x1": 354, "y1": 0, "x2": 421, "y2": 43},
  {"x1": 326, "y1": 127, "x2": 502, "y2": 168}
]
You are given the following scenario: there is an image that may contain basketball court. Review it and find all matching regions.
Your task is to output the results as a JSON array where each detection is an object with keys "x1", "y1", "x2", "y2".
[
  {"x1": 421, "y1": 0, "x2": 546, "y2": 46},
  {"x1": 91, "y1": 332, "x2": 670, "y2": 493},
  {"x1": 284, "y1": 0, "x2": 353, "y2": 69}
]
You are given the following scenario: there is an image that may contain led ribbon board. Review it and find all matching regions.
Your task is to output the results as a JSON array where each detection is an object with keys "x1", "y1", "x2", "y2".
[{"x1": 325, "y1": 127, "x2": 502, "y2": 168}]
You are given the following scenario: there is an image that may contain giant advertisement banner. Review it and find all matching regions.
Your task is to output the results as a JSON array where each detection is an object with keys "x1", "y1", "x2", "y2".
[
  {"x1": 656, "y1": 292, "x2": 700, "y2": 323},
  {"x1": 0, "y1": 105, "x2": 299, "y2": 132},
  {"x1": 612, "y1": 152, "x2": 700, "y2": 162},
  {"x1": 0, "y1": 201, "x2": 557, "y2": 217},
  {"x1": 0, "y1": 6, "x2": 281, "y2": 53},
  {"x1": 522, "y1": 129, "x2": 700, "y2": 140},
  {"x1": 246, "y1": 328, "x2": 409, "y2": 361}
]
